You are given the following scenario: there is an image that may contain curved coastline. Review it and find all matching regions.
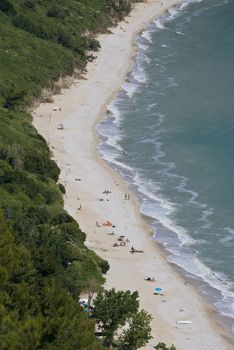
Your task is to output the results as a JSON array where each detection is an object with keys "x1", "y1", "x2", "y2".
[
  {"x1": 96, "y1": 0, "x2": 234, "y2": 338},
  {"x1": 33, "y1": 1, "x2": 232, "y2": 348}
]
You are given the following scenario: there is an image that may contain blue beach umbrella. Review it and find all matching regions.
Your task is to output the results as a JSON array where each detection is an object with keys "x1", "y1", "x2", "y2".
[{"x1": 154, "y1": 287, "x2": 162, "y2": 292}]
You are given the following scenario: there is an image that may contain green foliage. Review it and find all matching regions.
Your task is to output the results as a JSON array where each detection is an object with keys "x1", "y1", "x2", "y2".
[
  {"x1": 0, "y1": 0, "x2": 16, "y2": 16},
  {"x1": 99, "y1": 259, "x2": 110, "y2": 274},
  {"x1": 0, "y1": 0, "x2": 132, "y2": 109},
  {"x1": 0, "y1": 212, "x2": 104, "y2": 349},
  {"x1": 93, "y1": 289, "x2": 139, "y2": 346},
  {"x1": 58, "y1": 183, "x2": 66, "y2": 194},
  {"x1": 0, "y1": 1, "x2": 141, "y2": 349},
  {"x1": 0, "y1": 55, "x2": 106, "y2": 350},
  {"x1": 23, "y1": 0, "x2": 36, "y2": 10},
  {"x1": 3, "y1": 89, "x2": 27, "y2": 110},
  {"x1": 119, "y1": 310, "x2": 153, "y2": 350},
  {"x1": 154, "y1": 343, "x2": 177, "y2": 350},
  {"x1": 47, "y1": 6, "x2": 67, "y2": 20}
]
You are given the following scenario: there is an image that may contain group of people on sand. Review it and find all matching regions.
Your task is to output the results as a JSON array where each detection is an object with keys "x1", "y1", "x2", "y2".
[
  {"x1": 103, "y1": 190, "x2": 111, "y2": 194},
  {"x1": 112, "y1": 235, "x2": 130, "y2": 248},
  {"x1": 96, "y1": 220, "x2": 115, "y2": 228},
  {"x1": 103, "y1": 220, "x2": 115, "y2": 227}
]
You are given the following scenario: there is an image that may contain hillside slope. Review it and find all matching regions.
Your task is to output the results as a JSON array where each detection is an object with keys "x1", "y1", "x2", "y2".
[{"x1": 0, "y1": 1, "x2": 132, "y2": 349}]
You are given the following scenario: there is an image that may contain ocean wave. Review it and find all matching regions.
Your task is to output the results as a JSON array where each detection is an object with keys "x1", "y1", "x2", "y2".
[
  {"x1": 146, "y1": 102, "x2": 157, "y2": 111},
  {"x1": 131, "y1": 65, "x2": 148, "y2": 84},
  {"x1": 106, "y1": 101, "x2": 121, "y2": 124},
  {"x1": 121, "y1": 81, "x2": 139, "y2": 98},
  {"x1": 141, "y1": 30, "x2": 152, "y2": 43},
  {"x1": 218, "y1": 228, "x2": 234, "y2": 246},
  {"x1": 197, "y1": 208, "x2": 214, "y2": 229},
  {"x1": 137, "y1": 42, "x2": 149, "y2": 51},
  {"x1": 179, "y1": 0, "x2": 204, "y2": 11},
  {"x1": 154, "y1": 19, "x2": 165, "y2": 30},
  {"x1": 175, "y1": 30, "x2": 185, "y2": 35},
  {"x1": 168, "y1": 6, "x2": 180, "y2": 18}
]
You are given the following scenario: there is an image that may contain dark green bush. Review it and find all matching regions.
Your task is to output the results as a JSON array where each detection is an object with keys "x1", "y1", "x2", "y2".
[
  {"x1": 47, "y1": 6, "x2": 67, "y2": 20},
  {"x1": 0, "y1": 160, "x2": 14, "y2": 184},
  {"x1": 100, "y1": 259, "x2": 110, "y2": 274},
  {"x1": 23, "y1": 0, "x2": 36, "y2": 10},
  {"x1": 58, "y1": 183, "x2": 66, "y2": 194},
  {"x1": 88, "y1": 38, "x2": 101, "y2": 51},
  {"x1": 0, "y1": 0, "x2": 16, "y2": 16},
  {"x1": 4, "y1": 89, "x2": 28, "y2": 110}
]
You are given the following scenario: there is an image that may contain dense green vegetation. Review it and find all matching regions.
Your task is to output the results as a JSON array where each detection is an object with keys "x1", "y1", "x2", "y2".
[
  {"x1": 0, "y1": 1, "x2": 132, "y2": 349},
  {"x1": 0, "y1": 1, "x2": 177, "y2": 348},
  {"x1": 93, "y1": 289, "x2": 152, "y2": 349},
  {"x1": 0, "y1": 0, "x2": 131, "y2": 109},
  {"x1": 0, "y1": 212, "x2": 104, "y2": 350}
]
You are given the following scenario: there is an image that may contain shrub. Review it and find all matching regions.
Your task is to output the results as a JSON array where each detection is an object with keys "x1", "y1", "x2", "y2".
[
  {"x1": 23, "y1": 0, "x2": 36, "y2": 10},
  {"x1": 88, "y1": 38, "x2": 100, "y2": 52},
  {"x1": 4, "y1": 89, "x2": 27, "y2": 110},
  {"x1": 0, "y1": 160, "x2": 14, "y2": 184},
  {"x1": 47, "y1": 6, "x2": 67, "y2": 20},
  {"x1": 58, "y1": 183, "x2": 66, "y2": 194},
  {"x1": 0, "y1": 0, "x2": 16, "y2": 16},
  {"x1": 99, "y1": 259, "x2": 110, "y2": 274}
]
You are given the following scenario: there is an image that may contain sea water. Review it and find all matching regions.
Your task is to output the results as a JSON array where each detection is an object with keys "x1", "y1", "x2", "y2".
[{"x1": 97, "y1": 0, "x2": 234, "y2": 334}]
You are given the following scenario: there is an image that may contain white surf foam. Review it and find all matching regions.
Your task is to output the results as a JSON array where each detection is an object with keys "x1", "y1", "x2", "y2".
[
  {"x1": 137, "y1": 42, "x2": 149, "y2": 51},
  {"x1": 121, "y1": 81, "x2": 139, "y2": 98},
  {"x1": 154, "y1": 19, "x2": 165, "y2": 30},
  {"x1": 198, "y1": 208, "x2": 214, "y2": 229},
  {"x1": 107, "y1": 101, "x2": 121, "y2": 124},
  {"x1": 141, "y1": 30, "x2": 152, "y2": 43},
  {"x1": 131, "y1": 64, "x2": 148, "y2": 83},
  {"x1": 146, "y1": 103, "x2": 157, "y2": 111}
]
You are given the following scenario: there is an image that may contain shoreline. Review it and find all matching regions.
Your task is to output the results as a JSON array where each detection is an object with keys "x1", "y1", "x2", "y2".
[{"x1": 33, "y1": 1, "x2": 232, "y2": 348}]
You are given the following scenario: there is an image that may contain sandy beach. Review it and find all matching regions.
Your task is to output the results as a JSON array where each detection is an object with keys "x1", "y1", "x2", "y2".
[{"x1": 33, "y1": 1, "x2": 231, "y2": 349}]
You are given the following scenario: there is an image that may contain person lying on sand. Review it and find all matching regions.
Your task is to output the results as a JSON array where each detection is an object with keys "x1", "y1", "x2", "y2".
[
  {"x1": 130, "y1": 247, "x2": 144, "y2": 254},
  {"x1": 153, "y1": 293, "x2": 165, "y2": 296},
  {"x1": 145, "y1": 276, "x2": 155, "y2": 282}
]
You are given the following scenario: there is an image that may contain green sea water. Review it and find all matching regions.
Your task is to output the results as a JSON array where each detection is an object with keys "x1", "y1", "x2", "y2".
[{"x1": 97, "y1": 0, "x2": 234, "y2": 332}]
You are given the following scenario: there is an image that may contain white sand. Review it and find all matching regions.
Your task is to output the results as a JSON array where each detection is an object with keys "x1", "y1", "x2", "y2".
[{"x1": 33, "y1": 1, "x2": 231, "y2": 349}]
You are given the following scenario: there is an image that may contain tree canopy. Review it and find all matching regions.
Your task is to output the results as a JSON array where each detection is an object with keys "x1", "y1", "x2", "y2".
[{"x1": 93, "y1": 289, "x2": 152, "y2": 349}]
